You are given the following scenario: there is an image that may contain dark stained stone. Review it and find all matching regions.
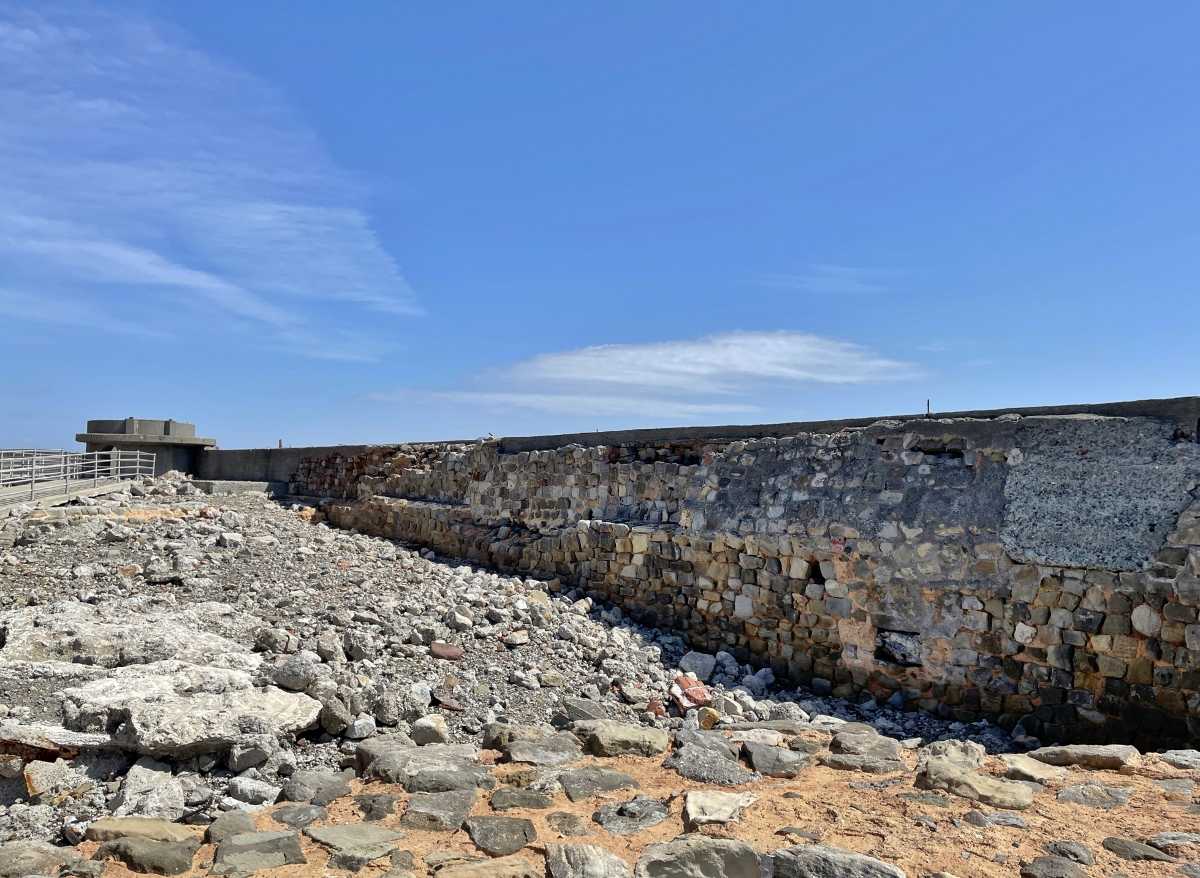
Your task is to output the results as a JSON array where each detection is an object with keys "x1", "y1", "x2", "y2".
[
  {"x1": 559, "y1": 767, "x2": 639, "y2": 802},
  {"x1": 491, "y1": 787, "x2": 554, "y2": 811},
  {"x1": 1101, "y1": 836, "x2": 1176, "y2": 862},
  {"x1": 1043, "y1": 841, "x2": 1094, "y2": 865},
  {"x1": 94, "y1": 838, "x2": 198, "y2": 876},
  {"x1": 592, "y1": 796, "x2": 669, "y2": 836},
  {"x1": 463, "y1": 816, "x2": 537, "y2": 856},
  {"x1": 271, "y1": 803, "x2": 328, "y2": 829}
]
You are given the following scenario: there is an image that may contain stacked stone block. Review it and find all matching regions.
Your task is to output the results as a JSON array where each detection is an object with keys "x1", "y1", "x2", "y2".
[{"x1": 298, "y1": 414, "x2": 1200, "y2": 745}]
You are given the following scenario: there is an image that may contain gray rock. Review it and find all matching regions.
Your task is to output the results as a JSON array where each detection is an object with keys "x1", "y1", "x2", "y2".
[
  {"x1": 271, "y1": 803, "x2": 328, "y2": 829},
  {"x1": 771, "y1": 844, "x2": 906, "y2": 877},
  {"x1": 1160, "y1": 749, "x2": 1200, "y2": 770},
  {"x1": 546, "y1": 843, "x2": 632, "y2": 878},
  {"x1": 401, "y1": 788, "x2": 476, "y2": 831},
  {"x1": 683, "y1": 790, "x2": 755, "y2": 830},
  {"x1": 592, "y1": 796, "x2": 669, "y2": 835},
  {"x1": 547, "y1": 811, "x2": 592, "y2": 836},
  {"x1": 21, "y1": 758, "x2": 93, "y2": 805},
  {"x1": 411, "y1": 714, "x2": 450, "y2": 745},
  {"x1": 228, "y1": 738, "x2": 275, "y2": 772},
  {"x1": 1101, "y1": 836, "x2": 1175, "y2": 862},
  {"x1": 61, "y1": 663, "x2": 321, "y2": 758},
  {"x1": 1001, "y1": 754, "x2": 1067, "y2": 783},
  {"x1": 205, "y1": 811, "x2": 257, "y2": 844},
  {"x1": 663, "y1": 743, "x2": 759, "y2": 786},
  {"x1": 963, "y1": 810, "x2": 1026, "y2": 828},
  {"x1": 1056, "y1": 782, "x2": 1131, "y2": 810},
  {"x1": 821, "y1": 731, "x2": 904, "y2": 774},
  {"x1": 358, "y1": 741, "x2": 492, "y2": 791},
  {"x1": 464, "y1": 816, "x2": 537, "y2": 856},
  {"x1": 484, "y1": 722, "x2": 554, "y2": 751},
  {"x1": 86, "y1": 818, "x2": 196, "y2": 845},
  {"x1": 111, "y1": 757, "x2": 185, "y2": 821},
  {"x1": 1043, "y1": 841, "x2": 1093, "y2": 865},
  {"x1": 634, "y1": 836, "x2": 759, "y2": 878},
  {"x1": 93, "y1": 838, "x2": 198, "y2": 876},
  {"x1": 436, "y1": 855, "x2": 541, "y2": 878},
  {"x1": 1028, "y1": 744, "x2": 1139, "y2": 770},
  {"x1": 678, "y1": 651, "x2": 717, "y2": 681},
  {"x1": 557, "y1": 699, "x2": 610, "y2": 724},
  {"x1": 560, "y1": 767, "x2": 639, "y2": 802},
  {"x1": 674, "y1": 728, "x2": 738, "y2": 760},
  {"x1": 491, "y1": 787, "x2": 554, "y2": 811},
  {"x1": 355, "y1": 793, "x2": 398, "y2": 821},
  {"x1": 345, "y1": 714, "x2": 377, "y2": 740},
  {"x1": 743, "y1": 742, "x2": 808, "y2": 778},
  {"x1": 571, "y1": 720, "x2": 670, "y2": 757},
  {"x1": 916, "y1": 739, "x2": 985, "y2": 771},
  {"x1": 403, "y1": 763, "x2": 496, "y2": 793},
  {"x1": 1146, "y1": 831, "x2": 1200, "y2": 857},
  {"x1": 0, "y1": 841, "x2": 81, "y2": 878},
  {"x1": 270, "y1": 651, "x2": 322, "y2": 692},
  {"x1": 506, "y1": 732, "x2": 583, "y2": 767},
  {"x1": 916, "y1": 756, "x2": 1034, "y2": 810},
  {"x1": 228, "y1": 775, "x2": 281, "y2": 805},
  {"x1": 61, "y1": 860, "x2": 105, "y2": 878},
  {"x1": 213, "y1": 831, "x2": 306, "y2": 875},
  {"x1": 1019, "y1": 857, "x2": 1086, "y2": 878},
  {"x1": 305, "y1": 824, "x2": 406, "y2": 870},
  {"x1": 1156, "y1": 777, "x2": 1195, "y2": 799}
]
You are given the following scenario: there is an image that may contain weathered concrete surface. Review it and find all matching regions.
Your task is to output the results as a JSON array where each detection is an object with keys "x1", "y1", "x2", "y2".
[
  {"x1": 1002, "y1": 417, "x2": 1200, "y2": 569},
  {"x1": 196, "y1": 445, "x2": 384, "y2": 485}
]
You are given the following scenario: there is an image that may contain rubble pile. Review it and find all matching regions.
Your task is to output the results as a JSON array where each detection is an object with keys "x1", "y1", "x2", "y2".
[{"x1": 0, "y1": 476, "x2": 1196, "y2": 877}]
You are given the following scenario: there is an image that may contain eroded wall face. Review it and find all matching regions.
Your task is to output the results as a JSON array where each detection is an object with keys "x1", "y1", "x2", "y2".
[{"x1": 295, "y1": 415, "x2": 1200, "y2": 746}]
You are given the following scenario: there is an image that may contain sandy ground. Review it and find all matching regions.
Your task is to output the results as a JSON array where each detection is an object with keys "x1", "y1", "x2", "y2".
[{"x1": 81, "y1": 747, "x2": 1200, "y2": 878}]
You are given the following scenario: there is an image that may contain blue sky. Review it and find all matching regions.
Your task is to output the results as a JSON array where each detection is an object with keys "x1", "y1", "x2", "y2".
[{"x1": 3, "y1": 3, "x2": 1198, "y2": 449}]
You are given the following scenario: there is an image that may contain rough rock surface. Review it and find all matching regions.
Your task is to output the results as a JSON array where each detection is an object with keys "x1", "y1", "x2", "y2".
[{"x1": 0, "y1": 476, "x2": 1194, "y2": 878}]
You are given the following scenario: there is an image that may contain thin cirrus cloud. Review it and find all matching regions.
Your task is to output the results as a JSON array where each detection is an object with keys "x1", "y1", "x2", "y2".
[
  {"x1": 376, "y1": 330, "x2": 920, "y2": 420},
  {"x1": 0, "y1": 289, "x2": 170, "y2": 340},
  {"x1": 0, "y1": 4, "x2": 417, "y2": 358},
  {"x1": 757, "y1": 264, "x2": 899, "y2": 295}
]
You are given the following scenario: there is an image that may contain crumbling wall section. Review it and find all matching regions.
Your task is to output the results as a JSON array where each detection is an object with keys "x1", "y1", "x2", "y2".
[{"x1": 298, "y1": 413, "x2": 1200, "y2": 746}]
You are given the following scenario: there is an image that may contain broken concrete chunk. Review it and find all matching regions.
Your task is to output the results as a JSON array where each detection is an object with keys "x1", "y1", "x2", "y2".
[{"x1": 60, "y1": 661, "x2": 320, "y2": 757}]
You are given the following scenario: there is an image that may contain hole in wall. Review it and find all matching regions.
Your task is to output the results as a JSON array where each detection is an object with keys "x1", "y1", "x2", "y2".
[
  {"x1": 808, "y1": 560, "x2": 826, "y2": 586},
  {"x1": 875, "y1": 629, "x2": 923, "y2": 667}
]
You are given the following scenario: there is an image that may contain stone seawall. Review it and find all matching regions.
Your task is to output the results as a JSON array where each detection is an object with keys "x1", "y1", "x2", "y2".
[{"x1": 292, "y1": 412, "x2": 1200, "y2": 746}]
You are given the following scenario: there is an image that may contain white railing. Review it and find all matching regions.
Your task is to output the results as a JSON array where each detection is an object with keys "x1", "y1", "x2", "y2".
[{"x1": 0, "y1": 449, "x2": 156, "y2": 509}]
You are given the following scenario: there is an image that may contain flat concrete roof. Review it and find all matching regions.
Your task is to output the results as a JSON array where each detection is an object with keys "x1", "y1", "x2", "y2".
[
  {"x1": 494, "y1": 395, "x2": 1200, "y2": 452},
  {"x1": 76, "y1": 432, "x2": 216, "y2": 447}
]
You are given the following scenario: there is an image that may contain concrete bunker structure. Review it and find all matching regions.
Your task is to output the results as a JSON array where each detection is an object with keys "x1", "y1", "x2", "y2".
[{"x1": 76, "y1": 418, "x2": 216, "y2": 477}]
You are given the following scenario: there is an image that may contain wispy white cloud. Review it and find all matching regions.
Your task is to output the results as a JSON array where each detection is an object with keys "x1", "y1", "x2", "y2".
[
  {"x1": 0, "y1": 3, "x2": 417, "y2": 359},
  {"x1": 375, "y1": 330, "x2": 919, "y2": 421},
  {"x1": 0, "y1": 289, "x2": 170, "y2": 339},
  {"x1": 757, "y1": 264, "x2": 898, "y2": 295},
  {"x1": 509, "y1": 331, "x2": 920, "y2": 393}
]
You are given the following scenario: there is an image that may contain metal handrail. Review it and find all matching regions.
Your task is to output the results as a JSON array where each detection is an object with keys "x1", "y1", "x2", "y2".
[{"x1": 0, "y1": 449, "x2": 156, "y2": 509}]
